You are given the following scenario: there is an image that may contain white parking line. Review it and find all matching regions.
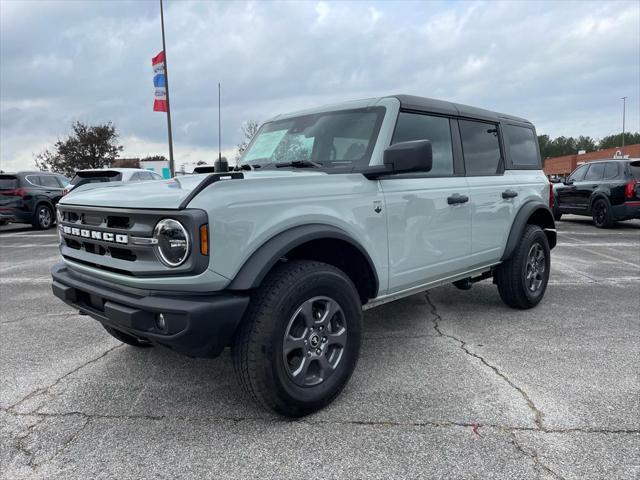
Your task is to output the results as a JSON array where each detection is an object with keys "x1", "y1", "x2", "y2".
[
  {"x1": 557, "y1": 232, "x2": 640, "y2": 268},
  {"x1": 557, "y1": 242, "x2": 640, "y2": 247},
  {"x1": 1, "y1": 232, "x2": 58, "y2": 237}
]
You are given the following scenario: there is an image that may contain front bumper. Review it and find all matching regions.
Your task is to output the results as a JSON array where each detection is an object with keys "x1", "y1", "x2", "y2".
[
  {"x1": 612, "y1": 201, "x2": 640, "y2": 220},
  {"x1": 51, "y1": 262, "x2": 250, "y2": 358}
]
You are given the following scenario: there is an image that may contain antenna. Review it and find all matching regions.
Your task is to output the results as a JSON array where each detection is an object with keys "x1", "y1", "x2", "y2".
[{"x1": 214, "y1": 82, "x2": 228, "y2": 172}]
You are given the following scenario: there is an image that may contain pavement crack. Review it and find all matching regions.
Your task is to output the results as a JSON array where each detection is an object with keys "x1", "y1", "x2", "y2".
[
  {"x1": 425, "y1": 292, "x2": 545, "y2": 431},
  {"x1": 509, "y1": 431, "x2": 567, "y2": 480},
  {"x1": 6, "y1": 344, "x2": 124, "y2": 414}
]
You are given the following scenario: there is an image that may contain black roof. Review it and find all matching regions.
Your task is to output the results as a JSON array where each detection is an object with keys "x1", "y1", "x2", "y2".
[{"x1": 393, "y1": 94, "x2": 532, "y2": 126}]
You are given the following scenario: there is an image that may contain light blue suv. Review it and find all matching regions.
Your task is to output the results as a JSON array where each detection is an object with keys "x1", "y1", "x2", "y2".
[{"x1": 51, "y1": 95, "x2": 556, "y2": 416}]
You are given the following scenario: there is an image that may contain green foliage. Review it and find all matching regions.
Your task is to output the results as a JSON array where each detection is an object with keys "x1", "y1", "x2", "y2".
[
  {"x1": 598, "y1": 132, "x2": 640, "y2": 149},
  {"x1": 538, "y1": 132, "x2": 639, "y2": 158},
  {"x1": 34, "y1": 122, "x2": 123, "y2": 177},
  {"x1": 236, "y1": 120, "x2": 260, "y2": 161}
]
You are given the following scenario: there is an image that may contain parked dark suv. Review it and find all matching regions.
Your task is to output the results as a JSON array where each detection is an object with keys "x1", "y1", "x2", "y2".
[
  {"x1": 552, "y1": 159, "x2": 640, "y2": 227},
  {"x1": 0, "y1": 171, "x2": 69, "y2": 229}
]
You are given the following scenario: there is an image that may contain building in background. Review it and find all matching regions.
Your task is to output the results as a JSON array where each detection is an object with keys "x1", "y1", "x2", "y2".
[
  {"x1": 543, "y1": 144, "x2": 640, "y2": 177},
  {"x1": 140, "y1": 157, "x2": 171, "y2": 178}
]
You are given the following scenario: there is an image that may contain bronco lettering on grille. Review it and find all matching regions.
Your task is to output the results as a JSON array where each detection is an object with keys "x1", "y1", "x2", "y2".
[{"x1": 62, "y1": 226, "x2": 128, "y2": 244}]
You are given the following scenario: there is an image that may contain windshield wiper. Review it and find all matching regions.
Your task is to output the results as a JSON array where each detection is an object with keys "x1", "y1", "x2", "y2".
[{"x1": 275, "y1": 159, "x2": 323, "y2": 168}]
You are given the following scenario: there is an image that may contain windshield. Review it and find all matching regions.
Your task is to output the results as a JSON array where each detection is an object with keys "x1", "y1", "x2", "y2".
[{"x1": 241, "y1": 107, "x2": 384, "y2": 169}]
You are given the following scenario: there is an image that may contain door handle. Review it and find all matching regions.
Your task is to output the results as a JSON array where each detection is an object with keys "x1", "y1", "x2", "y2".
[
  {"x1": 447, "y1": 194, "x2": 469, "y2": 205},
  {"x1": 502, "y1": 189, "x2": 518, "y2": 199}
]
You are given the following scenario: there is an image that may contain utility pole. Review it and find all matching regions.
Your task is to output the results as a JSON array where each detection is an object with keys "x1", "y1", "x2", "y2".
[
  {"x1": 160, "y1": 0, "x2": 175, "y2": 177},
  {"x1": 621, "y1": 96, "x2": 627, "y2": 150}
]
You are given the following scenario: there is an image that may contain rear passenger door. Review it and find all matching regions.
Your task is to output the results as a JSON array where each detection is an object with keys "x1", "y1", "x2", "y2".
[
  {"x1": 459, "y1": 119, "x2": 519, "y2": 266},
  {"x1": 577, "y1": 163, "x2": 605, "y2": 209},
  {"x1": 380, "y1": 112, "x2": 472, "y2": 291}
]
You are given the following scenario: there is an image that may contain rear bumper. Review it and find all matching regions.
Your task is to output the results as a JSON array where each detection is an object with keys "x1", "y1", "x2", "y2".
[
  {"x1": 612, "y1": 201, "x2": 640, "y2": 220},
  {"x1": 51, "y1": 262, "x2": 250, "y2": 358}
]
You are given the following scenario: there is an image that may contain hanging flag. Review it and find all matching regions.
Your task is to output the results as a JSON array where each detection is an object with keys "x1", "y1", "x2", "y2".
[{"x1": 152, "y1": 51, "x2": 167, "y2": 112}]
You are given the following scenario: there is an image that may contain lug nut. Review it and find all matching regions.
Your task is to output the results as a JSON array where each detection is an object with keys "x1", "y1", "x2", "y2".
[
  {"x1": 322, "y1": 337, "x2": 327, "y2": 343},
  {"x1": 316, "y1": 348, "x2": 321, "y2": 354},
  {"x1": 319, "y1": 326, "x2": 324, "y2": 331},
  {"x1": 307, "y1": 351, "x2": 312, "y2": 357}
]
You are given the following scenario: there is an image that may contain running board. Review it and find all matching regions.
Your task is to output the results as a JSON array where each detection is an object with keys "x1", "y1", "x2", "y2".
[{"x1": 362, "y1": 264, "x2": 499, "y2": 311}]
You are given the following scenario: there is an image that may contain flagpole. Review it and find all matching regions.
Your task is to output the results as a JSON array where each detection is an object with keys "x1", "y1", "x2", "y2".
[{"x1": 160, "y1": 0, "x2": 175, "y2": 177}]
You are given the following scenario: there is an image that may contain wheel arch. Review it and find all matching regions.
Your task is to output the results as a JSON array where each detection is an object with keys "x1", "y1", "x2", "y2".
[
  {"x1": 501, "y1": 201, "x2": 557, "y2": 261},
  {"x1": 33, "y1": 199, "x2": 55, "y2": 219},
  {"x1": 588, "y1": 192, "x2": 610, "y2": 213},
  {"x1": 227, "y1": 224, "x2": 379, "y2": 303}
]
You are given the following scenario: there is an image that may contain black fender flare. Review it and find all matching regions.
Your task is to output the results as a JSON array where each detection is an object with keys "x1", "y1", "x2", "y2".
[
  {"x1": 227, "y1": 224, "x2": 379, "y2": 295},
  {"x1": 501, "y1": 201, "x2": 556, "y2": 261}
]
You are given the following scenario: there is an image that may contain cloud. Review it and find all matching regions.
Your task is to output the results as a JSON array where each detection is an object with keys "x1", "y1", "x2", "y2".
[{"x1": 1, "y1": 0, "x2": 639, "y2": 172}]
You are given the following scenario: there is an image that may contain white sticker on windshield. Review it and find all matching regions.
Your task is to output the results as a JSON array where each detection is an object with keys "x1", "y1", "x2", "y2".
[{"x1": 245, "y1": 130, "x2": 288, "y2": 161}]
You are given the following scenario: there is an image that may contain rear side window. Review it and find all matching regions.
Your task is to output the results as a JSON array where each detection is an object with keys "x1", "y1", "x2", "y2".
[
  {"x1": 25, "y1": 175, "x2": 42, "y2": 186},
  {"x1": 459, "y1": 120, "x2": 502, "y2": 175},
  {"x1": 504, "y1": 125, "x2": 539, "y2": 167},
  {"x1": 584, "y1": 163, "x2": 605, "y2": 181},
  {"x1": 0, "y1": 175, "x2": 18, "y2": 189},
  {"x1": 392, "y1": 112, "x2": 454, "y2": 176},
  {"x1": 629, "y1": 161, "x2": 640, "y2": 179},
  {"x1": 40, "y1": 175, "x2": 61, "y2": 187},
  {"x1": 568, "y1": 164, "x2": 588, "y2": 182},
  {"x1": 603, "y1": 162, "x2": 619, "y2": 180}
]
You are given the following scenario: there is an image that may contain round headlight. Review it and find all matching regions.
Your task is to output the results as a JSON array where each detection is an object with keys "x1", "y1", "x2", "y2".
[{"x1": 153, "y1": 218, "x2": 190, "y2": 267}]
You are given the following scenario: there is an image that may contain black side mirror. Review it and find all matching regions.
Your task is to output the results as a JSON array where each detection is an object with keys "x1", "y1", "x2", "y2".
[
  {"x1": 563, "y1": 179, "x2": 574, "y2": 186},
  {"x1": 364, "y1": 140, "x2": 433, "y2": 179}
]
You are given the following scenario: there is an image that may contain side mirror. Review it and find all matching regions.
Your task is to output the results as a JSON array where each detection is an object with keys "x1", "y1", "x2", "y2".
[
  {"x1": 563, "y1": 179, "x2": 574, "y2": 186},
  {"x1": 364, "y1": 140, "x2": 433, "y2": 179}
]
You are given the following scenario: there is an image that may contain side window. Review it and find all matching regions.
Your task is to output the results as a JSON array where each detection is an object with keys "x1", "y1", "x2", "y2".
[
  {"x1": 584, "y1": 163, "x2": 605, "y2": 181},
  {"x1": 140, "y1": 171, "x2": 153, "y2": 181},
  {"x1": 151, "y1": 172, "x2": 163, "y2": 180},
  {"x1": 26, "y1": 175, "x2": 41, "y2": 186},
  {"x1": 504, "y1": 125, "x2": 539, "y2": 167},
  {"x1": 603, "y1": 162, "x2": 619, "y2": 180},
  {"x1": 56, "y1": 176, "x2": 70, "y2": 187},
  {"x1": 130, "y1": 173, "x2": 141, "y2": 181},
  {"x1": 459, "y1": 120, "x2": 502, "y2": 176},
  {"x1": 568, "y1": 164, "x2": 588, "y2": 182},
  {"x1": 40, "y1": 175, "x2": 61, "y2": 188},
  {"x1": 391, "y1": 112, "x2": 454, "y2": 176}
]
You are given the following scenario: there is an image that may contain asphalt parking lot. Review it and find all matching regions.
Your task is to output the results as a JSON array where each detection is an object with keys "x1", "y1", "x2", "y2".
[{"x1": 0, "y1": 216, "x2": 638, "y2": 480}]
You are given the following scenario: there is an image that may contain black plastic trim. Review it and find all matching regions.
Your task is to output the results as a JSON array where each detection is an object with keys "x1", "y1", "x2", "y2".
[
  {"x1": 501, "y1": 201, "x2": 556, "y2": 261},
  {"x1": 179, "y1": 172, "x2": 244, "y2": 209},
  {"x1": 51, "y1": 262, "x2": 249, "y2": 358},
  {"x1": 227, "y1": 224, "x2": 379, "y2": 296}
]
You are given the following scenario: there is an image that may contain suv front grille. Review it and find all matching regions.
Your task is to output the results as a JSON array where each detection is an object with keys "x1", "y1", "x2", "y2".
[{"x1": 57, "y1": 205, "x2": 208, "y2": 277}]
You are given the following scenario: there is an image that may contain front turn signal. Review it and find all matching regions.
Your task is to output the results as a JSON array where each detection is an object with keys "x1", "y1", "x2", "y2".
[{"x1": 200, "y1": 224, "x2": 209, "y2": 256}]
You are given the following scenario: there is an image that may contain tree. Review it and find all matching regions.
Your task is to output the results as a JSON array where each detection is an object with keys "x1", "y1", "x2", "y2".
[
  {"x1": 598, "y1": 132, "x2": 640, "y2": 149},
  {"x1": 235, "y1": 120, "x2": 260, "y2": 161},
  {"x1": 575, "y1": 135, "x2": 596, "y2": 153},
  {"x1": 142, "y1": 155, "x2": 167, "y2": 163},
  {"x1": 35, "y1": 122, "x2": 123, "y2": 177},
  {"x1": 537, "y1": 134, "x2": 551, "y2": 159}
]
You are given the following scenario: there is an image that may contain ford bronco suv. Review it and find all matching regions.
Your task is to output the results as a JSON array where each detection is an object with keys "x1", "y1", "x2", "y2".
[{"x1": 51, "y1": 95, "x2": 556, "y2": 417}]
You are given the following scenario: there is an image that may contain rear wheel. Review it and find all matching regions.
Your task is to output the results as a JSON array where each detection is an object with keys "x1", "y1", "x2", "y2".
[
  {"x1": 496, "y1": 224, "x2": 550, "y2": 309},
  {"x1": 32, "y1": 204, "x2": 53, "y2": 230},
  {"x1": 232, "y1": 260, "x2": 362, "y2": 417},
  {"x1": 102, "y1": 325, "x2": 153, "y2": 348},
  {"x1": 592, "y1": 198, "x2": 613, "y2": 228}
]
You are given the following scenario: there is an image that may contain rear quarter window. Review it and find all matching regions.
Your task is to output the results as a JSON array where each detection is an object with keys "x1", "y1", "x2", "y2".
[{"x1": 504, "y1": 125, "x2": 539, "y2": 167}]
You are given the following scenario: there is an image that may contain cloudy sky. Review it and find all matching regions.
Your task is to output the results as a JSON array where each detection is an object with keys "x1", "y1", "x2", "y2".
[{"x1": 1, "y1": 0, "x2": 638, "y2": 172}]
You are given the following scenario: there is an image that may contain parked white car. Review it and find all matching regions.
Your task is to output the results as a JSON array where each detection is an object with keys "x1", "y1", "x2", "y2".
[{"x1": 64, "y1": 168, "x2": 163, "y2": 196}]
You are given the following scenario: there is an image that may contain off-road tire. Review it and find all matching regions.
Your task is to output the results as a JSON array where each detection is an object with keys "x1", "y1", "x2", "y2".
[
  {"x1": 232, "y1": 260, "x2": 362, "y2": 417},
  {"x1": 592, "y1": 198, "x2": 614, "y2": 228},
  {"x1": 496, "y1": 224, "x2": 550, "y2": 309},
  {"x1": 32, "y1": 204, "x2": 53, "y2": 230},
  {"x1": 103, "y1": 325, "x2": 153, "y2": 348}
]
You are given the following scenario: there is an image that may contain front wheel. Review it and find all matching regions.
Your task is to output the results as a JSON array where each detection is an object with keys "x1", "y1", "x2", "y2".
[
  {"x1": 496, "y1": 224, "x2": 550, "y2": 309},
  {"x1": 232, "y1": 260, "x2": 362, "y2": 417}
]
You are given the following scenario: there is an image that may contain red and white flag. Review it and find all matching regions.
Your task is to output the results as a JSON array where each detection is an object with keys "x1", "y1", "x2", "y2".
[{"x1": 152, "y1": 51, "x2": 167, "y2": 112}]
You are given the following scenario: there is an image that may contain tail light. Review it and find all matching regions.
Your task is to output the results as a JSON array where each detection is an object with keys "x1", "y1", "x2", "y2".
[
  {"x1": 624, "y1": 180, "x2": 639, "y2": 200},
  {"x1": 1, "y1": 188, "x2": 27, "y2": 197}
]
